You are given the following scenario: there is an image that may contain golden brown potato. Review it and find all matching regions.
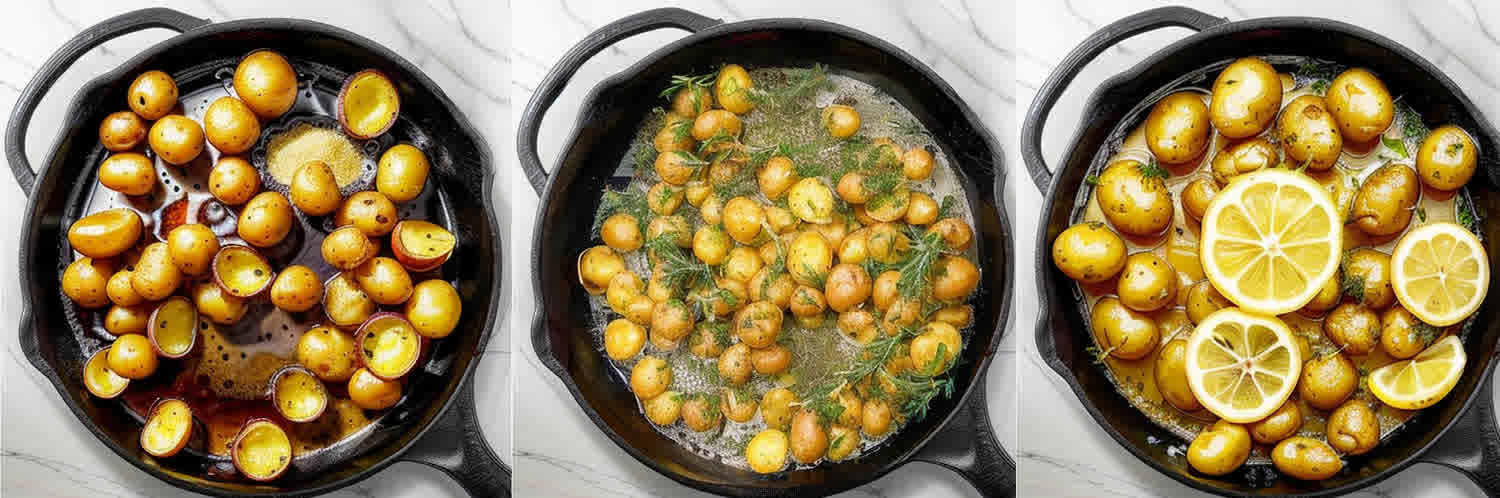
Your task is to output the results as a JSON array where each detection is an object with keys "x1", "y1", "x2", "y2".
[
  {"x1": 1210, "y1": 138, "x2": 1277, "y2": 185},
  {"x1": 762, "y1": 388, "x2": 798, "y2": 431},
  {"x1": 209, "y1": 156, "x2": 261, "y2": 206},
  {"x1": 716, "y1": 64, "x2": 755, "y2": 114},
  {"x1": 1416, "y1": 125, "x2": 1478, "y2": 191},
  {"x1": 63, "y1": 258, "x2": 115, "y2": 309},
  {"x1": 353, "y1": 257, "x2": 413, "y2": 305},
  {"x1": 1301, "y1": 270, "x2": 1343, "y2": 317},
  {"x1": 1350, "y1": 163, "x2": 1419, "y2": 236},
  {"x1": 822, "y1": 105, "x2": 860, "y2": 138},
  {"x1": 406, "y1": 280, "x2": 461, "y2": 339},
  {"x1": 1095, "y1": 160, "x2": 1173, "y2": 236},
  {"x1": 788, "y1": 231, "x2": 833, "y2": 287},
  {"x1": 1342, "y1": 249, "x2": 1394, "y2": 309},
  {"x1": 903, "y1": 148, "x2": 936, "y2": 181},
  {"x1": 597, "y1": 213, "x2": 642, "y2": 252},
  {"x1": 934, "y1": 304, "x2": 974, "y2": 328},
  {"x1": 643, "y1": 390, "x2": 683, "y2": 426},
  {"x1": 127, "y1": 70, "x2": 177, "y2": 120},
  {"x1": 290, "y1": 160, "x2": 343, "y2": 216},
  {"x1": 681, "y1": 395, "x2": 723, "y2": 432},
  {"x1": 98, "y1": 152, "x2": 156, "y2": 196},
  {"x1": 789, "y1": 409, "x2": 828, "y2": 464},
  {"x1": 723, "y1": 197, "x2": 765, "y2": 244},
  {"x1": 928, "y1": 218, "x2": 974, "y2": 252},
  {"x1": 1145, "y1": 92, "x2": 1211, "y2": 164},
  {"x1": 1327, "y1": 400, "x2": 1379, "y2": 455},
  {"x1": 630, "y1": 356, "x2": 671, "y2": 400},
  {"x1": 655, "y1": 150, "x2": 703, "y2": 186},
  {"x1": 751, "y1": 343, "x2": 793, "y2": 375},
  {"x1": 718, "y1": 342, "x2": 753, "y2": 386},
  {"x1": 1117, "y1": 253, "x2": 1177, "y2": 312},
  {"x1": 323, "y1": 225, "x2": 377, "y2": 271},
  {"x1": 334, "y1": 191, "x2": 398, "y2": 237},
  {"x1": 104, "y1": 304, "x2": 152, "y2": 336},
  {"x1": 1325, "y1": 68, "x2": 1395, "y2": 143},
  {"x1": 687, "y1": 322, "x2": 725, "y2": 359},
  {"x1": 1324, "y1": 303, "x2": 1380, "y2": 355},
  {"x1": 824, "y1": 264, "x2": 872, "y2": 313},
  {"x1": 756, "y1": 157, "x2": 798, "y2": 200},
  {"x1": 1209, "y1": 57, "x2": 1282, "y2": 139},
  {"x1": 1271, "y1": 437, "x2": 1343, "y2": 481},
  {"x1": 270, "y1": 265, "x2": 322, "y2": 312},
  {"x1": 827, "y1": 424, "x2": 859, "y2": 461},
  {"x1": 99, "y1": 111, "x2": 148, "y2": 152},
  {"x1": 749, "y1": 269, "x2": 795, "y2": 309},
  {"x1": 788, "y1": 178, "x2": 836, "y2": 224},
  {"x1": 1090, "y1": 297, "x2": 1159, "y2": 360},
  {"x1": 654, "y1": 114, "x2": 695, "y2": 153},
  {"x1": 862, "y1": 399, "x2": 893, "y2": 437},
  {"x1": 108, "y1": 334, "x2": 158, "y2": 379},
  {"x1": 107, "y1": 270, "x2": 145, "y2": 307},
  {"x1": 910, "y1": 321, "x2": 963, "y2": 375},
  {"x1": 735, "y1": 300, "x2": 784, "y2": 349},
  {"x1": 297, "y1": 326, "x2": 358, "y2": 382},
  {"x1": 1300, "y1": 353, "x2": 1357, "y2": 411},
  {"x1": 1278, "y1": 95, "x2": 1342, "y2": 171},
  {"x1": 347, "y1": 367, "x2": 402, "y2": 410},
  {"x1": 68, "y1": 208, "x2": 143, "y2": 258},
  {"x1": 376, "y1": 144, "x2": 430, "y2": 203},
  {"x1": 646, "y1": 216, "x2": 691, "y2": 248},
  {"x1": 234, "y1": 50, "x2": 298, "y2": 119},
  {"x1": 323, "y1": 273, "x2": 376, "y2": 328},
  {"x1": 193, "y1": 281, "x2": 248, "y2": 325},
  {"x1": 866, "y1": 223, "x2": 911, "y2": 265},
  {"x1": 904, "y1": 191, "x2": 940, "y2": 225},
  {"x1": 671, "y1": 84, "x2": 713, "y2": 118},
  {"x1": 746, "y1": 429, "x2": 789, "y2": 474},
  {"x1": 166, "y1": 223, "x2": 219, "y2": 276},
  {"x1": 871, "y1": 270, "x2": 900, "y2": 311},
  {"x1": 148, "y1": 115, "x2": 204, "y2": 165},
  {"x1": 932, "y1": 256, "x2": 980, "y2": 302},
  {"x1": 722, "y1": 247, "x2": 763, "y2": 284},
  {"x1": 1380, "y1": 306, "x2": 1430, "y2": 360},
  {"x1": 651, "y1": 299, "x2": 694, "y2": 342},
  {"x1": 203, "y1": 97, "x2": 260, "y2": 154},
  {"x1": 238, "y1": 191, "x2": 295, "y2": 247},
  {"x1": 1187, "y1": 421, "x2": 1251, "y2": 476},
  {"x1": 837, "y1": 172, "x2": 871, "y2": 204},
  {"x1": 1185, "y1": 280, "x2": 1232, "y2": 324},
  {"x1": 1249, "y1": 399, "x2": 1303, "y2": 444},
  {"x1": 130, "y1": 243, "x2": 180, "y2": 301},
  {"x1": 692, "y1": 109, "x2": 742, "y2": 141},
  {"x1": 1181, "y1": 179, "x2": 1217, "y2": 221},
  {"x1": 692, "y1": 225, "x2": 732, "y2": 266},
  {"x1": 1155, "y1": 339, "x2": 1202, "y2": 412}
]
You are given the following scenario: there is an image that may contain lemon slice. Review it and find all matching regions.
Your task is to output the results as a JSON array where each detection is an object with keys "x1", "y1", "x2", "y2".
[
  {"x1": 1184, "y1": 308, "x2": 1303, "y2": 423},
  {"x1": 1391, "y1": 223, "x2": 1489, "y2": 326},
  {"x1": 1200, "y1": 169, "x2": 1342, "y2": 315},
  {"x1": 1368, "y1": 335, "x2": 1466, "y2": 410}
]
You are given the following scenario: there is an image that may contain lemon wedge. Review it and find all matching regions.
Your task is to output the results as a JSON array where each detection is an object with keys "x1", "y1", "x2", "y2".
[{"x1": 1368, "y1": 335, "x2": 1466, "y2": 410}]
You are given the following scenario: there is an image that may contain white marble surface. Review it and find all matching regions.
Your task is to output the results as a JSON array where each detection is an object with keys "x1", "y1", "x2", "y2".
[
  {"x1": 0, "y1": 1, "x2": 511, "y2": 497},
  {"x1": 506, "y1": 0, "x2": 1015, "y2": 496},
  {"x1": 1014, "y1": 0, "x2": 1499, "y2": 497}
]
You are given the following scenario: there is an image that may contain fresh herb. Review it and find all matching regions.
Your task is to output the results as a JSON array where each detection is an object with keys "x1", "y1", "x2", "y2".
[
  {"x1": 1340, "y1": 262, "x2": 1366, "y2": 303},
  {"x1": 1084, "y1": 174, "x2": 1099, "y2": 186},
  {"x1": 750, "y1": 64, "x2": 830, "y2": 114},
  {"x1": 1296, "y1": 59, "x2": 1343, "y2": 93},
  {"x1": 1381, "y1": 136, "x2": 1408, "y2": 158},
  {"x1": 936, "y1": 195, "x2": 957, "y2": 220},
  {"x1": 1412, "y1": 320, "x2": 1440, "y2": 346},
  {"x1": 887, "y1": 116, "x2": 930, "y2": 141},
  {"x1": 1085, "y1": 344, "x2": 1118, "y2": 364},
  {"x1": 659, "y1": 72, "x2": 716, "y2": 101},
  {"x1": 1396, "y1": 101, "x2": 1430, "y2": 141},
  {"x1": 896, "y1": 230, "x2": 949, "y2": 298},
  {"x1": 646, "y1": 236, "x2": 716, "y2": 291},
  {"x1": 1135, "y1": 158, "x2": 1169, "y2": 180},
  {"x1": 884, "y1": 372, "x2": 955, "y2": 422},
  {"x1": 592, "y1": 188, "x2": 650, "y2": 234},
  {"x1": 703, "y1": 321, "x2": 733, "y2": 348},
  {"x1": 1456, "y1": 193, "x2": 1481, "y2": 234},
  {"x1": 668, "y1": 116, "x2": 694, "y2": 142},
  {"x1": 1416, "y1": 206, "x2": 1428, "y2": 223},
  {"x1": 1447, "y1": 141, "x2": 1465, "y2": 157}
]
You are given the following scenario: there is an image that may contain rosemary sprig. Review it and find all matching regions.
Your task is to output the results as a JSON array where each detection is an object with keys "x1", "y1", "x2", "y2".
[
  {"x1": 1135, "y1": 158, "x2": 1169, "y2": 180},
  {"x1": 659, "y1": 72, "x2": 716, "y2": 101},
  {"x1": 750, "y1": 64, "x2": 830, "y2": 114},
  {"x1": 887, "y1": 116, "x2": 930, "y2": 141},
  {"x1": 646, "y1": 236, "x2": 715, "y2": 290},
  {"x1": 592, "y1": 188, "x2": 650, "y2": 234},
  {"x1": 896, "y1": 229, "x2": 949, "y2": 299},
  {"x1": 883, "y1": 371, "x2": 955, "y2": 421},
  {"x1": 936, "y1": 194, "x2": 957, "y2": 220}
]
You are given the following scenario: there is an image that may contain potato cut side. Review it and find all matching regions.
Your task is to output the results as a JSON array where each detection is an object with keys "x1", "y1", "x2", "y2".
[
  {"x1": 141, "y1": 398, "x2": 193, "y2": 458},
  {"x1": 232, "y1": 419, "x2": 292, "y2": 481},
  {"x1": 356, "y1": 313, "x2": 422, "y2": 380},
  {"x1": 392, "y1": 220, "x2": 455, "y2": 271},
  {"x1": 272, "y1": 366, "x2": 329, "y2": 423},
  {"x1": 213, "y1": 245, "x2": 275, "y2": 297},
  {"x1": 338, "y1": 70, "x2": 400, "y2": 139},
  {"x1": 84, "y1": 349, "x2": 130, "y2": 398},
  {"x1": 148, "y1": 297, "x2": 198, "y2": 358}
]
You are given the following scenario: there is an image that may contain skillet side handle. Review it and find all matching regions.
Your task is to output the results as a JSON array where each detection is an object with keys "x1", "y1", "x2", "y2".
[
  {"x1": 515, "y1": 7, "x2": 721, "y2": 196},
  {"x1": 1416, "y1": 368, "x2": 1500, "y2": 495},
  {"x1": 912, "y1": 388, "x2": 1016, "y2": 498},
  {"x1": 1019, "y1": 6, "x2": 1225, "y2": 193},
  {"x1": 400, "y1": 376, "x2": 511, "y2": 497},
  {"x1": 4, "y1": 7, "x2": 209, "y2": 195}
]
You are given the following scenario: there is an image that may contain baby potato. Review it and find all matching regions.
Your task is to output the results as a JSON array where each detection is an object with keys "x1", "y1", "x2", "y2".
[
  {"x1": 861, "y1": 399, "x2": 893, "y2": 437},
  {"x1": 1416, "y1": 125, "x2": 1478, "y2": 191},
  {"x1": 323, "y1": 273, "x2": 376, "y2": 328},
  {"x1": 824, "y1": 264, "x2": 872, "y2": 313},
  {"x1": 837, "y1": 173, "x2": 872, "y2": 204},
  {"x1": 209, "y1": 156, "x2": 261, "y2": 205},
  {"x1": 105, "y1": 304, "x2": 152, "y2": 336},
  {"x1": 335, "y1": 191, "x2": 399, "y2": 237},
  {"x1": 130, "y1": 243, "x2": 181, "y2": 301},
  {"x1": 827, "y1": 424, "x2": 859, "y2": 461},
  {"x1": 353, "y1": 257, "x2": 413, "y2": 305},
  {"x1": 1210, "y1": 138, "x2": 1277, "y2": 185},
  {"x1": 1301, "y1": 271, "x2": 1342, "y2": 317},
  {"x1": 630, "y1": 356, "x2": 672, "y2": 400},
  {"x1": 932, "y1": 256, "x2": 980, "y2": 302},
  {"x1": 866, "y1": 223, "x2": 910, "y2": 265},
  {"x1": 788, "y1": 231, "x2": 833, "y2": 287},
  {"x1": 107, "y1": 270, "x2": 145, "y2": 307},
  {"x1": 98, "y1": 152, "x2": 156, "y2": 196},
  {"x1": 297, "y1": 326, "x2": 358, "y2": 382},
  {"x1": 646, "y1": 182, "x2": 683, "y2": 216},
  {"x1": 822, "y1": 105, "x2": 861, "y2": 138},
  {"x1": 1326, "y1": 400, "x2": 1379, "y2": 455},
  {"x1": 692, "y1": 226, "x2": 732, "y2": 266},
  {"x1": 1117, "y1": 253, "x2": 1176, "y2": 312},
  {"x1": 405, "y1": 280, "x2": 462, "y2": 339},
  {"x1": 700, "y1": 193, "x2": 725, "y2": 225},
  {"x1": 1155, "y1": 339, "x2": 1202, "y2": 412},
  {"x1": 651, "y1": 299, "x2": 694, "y2": 341},
  {"x1": 270, "y1": 265, "x2": 322, "y2": 312},
  {"x1": 644, "y1": 390, "x2": 684, "y2": 426},
  {"x1": 148, "y1": 115, "x2": 204, "y2": 165},
  {"x1": 904, "y1": 191, "x2": 940, "y2": 226},
  {"x1": 758, "y1": 156, "x2": 799, "y2": 199},
  {"x1": 127, "y1": 70, "x2": 177, "y2": 120},
  {"x1": 719, "y1": 343, "x2": 754, "y2": 386},
  {"x1": 872, "y1": 271, "x2": 900, "y2": 311},
  {"x1": 600, "y1": 213, "x2": 643, "y2": 252},
  {"x1": 934, "y1": 305, "x2": 973, "y2": 328},
  {"x1": 655, "y1": 114, "x2": 695, "y2": 153},
  {"x1": 376, "y1": 144, "x2": 430, "y2": 203},
  {"x1": 63, "y1": 258, "x2": 115, "y2": 308},
  {"x1": 166, "y1": 224, "x2": 219, "y2": 276},
  {"x1": 672, "y1": 84, "x2": 713, "y2": 118},
  {"x1": 646, "y1": 216, "x2": 692, "y2": 248},
  {"x1": 68, "y1": 208, "x2": 143, "y2": 258},
  {"x1": 108, "y1": 334, "x2": 158, "y2": 379},
  {"x1": 1278, "y1": 95, "x2": 1342, "y2": 171},
  {"x1": 765, "y1": 206, "x2": 797, "y2": 235},
  {"x1": 290, "y1": 160, "x2": 343, "y2": 216},
  {"x1": 1325, "y1": 303, "x2": 1380, "y2": 355},
  {"x1": 1145, "y1": 92, "x2": 1211, "y2": 164},
  {"x1": 1209, "y1": 57, "x2": 1282, "y2": 139},
  {"x1": 682, "y1": 395, "x2": 723, "y2": 432},
  {"x1": 722, "y1": 247, "x2": 763, "y2": 283},
  {"x1": 721, "y1": 388, "x2": 759, "y2": 423},
  {"x1": 1091, "y1": 297, "x2": 1159, "y2": 360},
  {"x1": 688, "y1": 323, "x2": 725, "y2": 359},
  {"x1": 1181, "y1": 179, "x2": 1217, "y2": 221},
  {"x1": 323, "y1": 225, "x2": 378, "y2": 270},
  {"x1": 606, "y1": 271, "x2": 647, "y2": 318},
  {"x1": 1342, "y1": 249, "x2": 1393, "y2": 309},
  {"x1": 1380, "y1": 306, "x2": 1429, "y2": 360},
  {"x1": 347, "y1": 367, "x2": 402, "y2": 410},
  {"x1": 882, "y1": 298, "x2": 922, "y2": 331},
  {"x1": 749, "y1": 269, "x2": 795, "y2": 309},
  {"x1": 1185, "y1": 280, "x2": 1232, "y2": 324},
  {"x1": 691, "y1": 109, "x2": 742, "y2": 141},
  {"x1": 1096, "y1": 160, "x2": 1173, "y2": 236},
  {"x1": 203, "y1": 96, "x2": 260, "y2": 154},
  {"x1": 762, "y1": 388, "x2": 799, "y2": 431},
  {"x1": 1325, "y1": 68, "x2": 1395, "y2": 143},
  {"x1": 928, "y1": 217, "x2": 974, "y2": 252},
  {"x1": 655, "y1": 151, "x2": 703, "y2": 186},
  {"x1": 751, "y1": 343, "x2": 793, "y2": 375},
  {"x1": 864, "y1": 186, "x2": 910, "y2": 223},
  {"x1": 99, "y1": 111, "x2": 148, "y2": 152},
  {"x1": 1271, "y1": 437, "x2": 1343, "y2": 481},
  {"x1": 1350, "y1": 163, "x2": 1419, "y2": 236},
  {"x1": 1300, "y1": 353, "x2": 1358, "y2": 411},
  {"x1": 238, "y1": 192, "x2": 294, "y2": 247},
  {"x1": 746, "y1": 429, "x2": 790, "y2": 474},
  {"x1": 903, "y1": 148, "x2": 935, "y2": 181},
  {"x1": 1249, "y1": 399, "x2": 1303, "y2": 444},
  {"x1": 234, "y1": 50, "x2": 298, "y2": 119},
  {"x1": 1187, "y1": 420, "x2": 1251, "y2": 476},
  {"x1": 716, "y1": 64, "x2": 755, "y2": 114},
  {"x1": 723, "y1": 197, "x2": 765, "y2": 244},
  {"x1": 193, "y1": 281, "x2": 248, "y2": 325},
  {"x1": 788, "y1": 178, "x2": 836, "y2": 224},
  {"x1": 789, "y1": 409, "x2": 829, "y2": 464},
  {"x1": 735, "y1": 301, "x2": 783, "y2": 348}
]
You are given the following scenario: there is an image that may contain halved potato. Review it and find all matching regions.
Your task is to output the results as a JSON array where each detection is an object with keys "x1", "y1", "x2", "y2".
[
  {"x1": 213, "y1": 245, "x2": 275, "y2": 297},
  {"x1": 338, "y1": 70, "x2": 400, "y2": 139},
  {"x1": 231, "y1": 419, "x2": 292, "y2": 481},
  {"x1": 355, "y1": 313, "x2": 423, "y2": 380},
  {"x1": 148, "y1": 297, "x2": 198, "y2": 359},
  {"x1": 392, "y1": 220, "x2": 455, "y2": 271},
  {"x1": 68, "y1": 209, "x2": 143, "y2": 259},
  {"x1": 83, "y1": 349, "x2": 129, "y2": 399},
  {"x1": 271, "y1": 366, "x2": 329, "y2": 423},
  {"x1": 140, "y1": 398, "x2": 193, "y2": 458},
  {"x1": 323, "y1": 273, "x2": 376, "y2": 328},
  {"x1": 322, "y1": 225, "x2": 378, "y2": 270}
]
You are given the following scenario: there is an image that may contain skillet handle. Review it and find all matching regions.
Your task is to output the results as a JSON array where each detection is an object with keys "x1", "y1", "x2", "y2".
[
  {"x1": 4, "y1": 7, "x2": 209, "y2": 195},
  {"x1": 1019, "y1": 6, "x2": 1225, "y2": 193},
  {"x1": 515, "y1": 7, "x2": 722, "y2": 196},
  {"x1": 399, "y1": 376, "x2": 510, "y2": 497},
  {"x1": 1415, "y1": 367, "x2": 1500, "y2": 495},
  {"x1": 911, "y1": 387, "x2": 1016, "y2": 498}
]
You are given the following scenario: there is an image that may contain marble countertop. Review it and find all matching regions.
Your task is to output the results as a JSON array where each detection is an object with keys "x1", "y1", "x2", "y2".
[
  {"x1": 0, "y1": 1, "x2": 510, "y2": 497},
  {"x1": 507, "y1": 0, "x2": 1015, "y2": 496},
  {"x1": 1014, "y1": 0, "x2": 1499, "y2": 497}
]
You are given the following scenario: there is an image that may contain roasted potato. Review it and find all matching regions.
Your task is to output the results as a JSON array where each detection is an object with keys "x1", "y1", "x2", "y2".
[
  {"x1": 1209, "y1": 57, "x2": 1282, "y2": 138},
  {"x1": 789, "y1": 409, "x2": 828, "y2": 464},
  {"x1": 1278, "y1": 95, "x2": 1342, "y2": 171},
  {"x1": 1380, "y1": 306, "x2": 1429, "y2": 360},
  {"x1": 1181, "y1": 179, "x2": 1217, "y2": 221},
  {"x1": 238, "y1": 191, "x2": 295, "y2": 247},
  {"x1": 1210, "y1": 138, "x2": 1277, "y2": 185},
  {"x1": 1185, "y1": 280, "x2": 1231, "y2": 324},
  {"x1": 1300, "y1": 353, "x2": 1357, "y2": 411},
  {"x1": 234, "y1": 50, "x2": 298, "y2": 119},
  {"x1": 290, "y1": 160, "x2": 342, "y2": 216},
  {"x1": 1187, "y1": 421, "x2": 1251, "y2": 476},
  {"x1": 715, "y1": 64, "x2": 755, "y2": 114},
  {"x1": 209, "y1": 156, "x2": 261, "y2": 205},
  {"x1": 692, "y1": 109, "x2": 742, "y2": 141},
  {"x1": 1326, "y1": 400, "x2": 1379, "y2": 455},
  {"x1": 353, "y1": 257, "x2": 413, "y2": 305},
  {"x1": 193, "y1": 281, "x2": 248, "y2": 325},
  {"x1": 1155, "y1": 339, "x2": 1202, "y2": 412},
  {"x1": 1342, "y1": 248, "x2": 1394, "y2": 309},
  {"x1": 630, "y1": 356, "x2": 671, "y2": 400},
  {"x1": 203, "y1": 96, "x2": 260, "y2": 154},
  {"x1": 406, "y1": 280, "x2": 462, "y2": 339},
  {"x1": 1271, "y1": 437, "x2": 1343, "y2": 481},
  {"x1": 99, "y1": 111, "x2": 148, "y2": 152},
  {"x1": 63, "y1": 257, "x2": 115, "y2": 308},
  {"x1": 270, "y1": 265, "x2": 323, "y2": 312},
  {"x1": 932, "y1": 256, "x2": 980, "y2": 302},
  {"x1": 376, "y1": 144, "x2": 430, "y2": 203},
  {"x1": 68, "y1": 208, "x2": 143, "y2": 258},
  {"x1": 1090, "y1": 297, "x2": 1159, "y2": 360},
  {"x1": 824, "y1": 263, "x2": 872, "y2": 313},
  {"x1": 671, "y1": 84, "x2": 713, "y2": 118},
  {"x1": 822, "y1": 105, "x2": 860, "y2": 138},
  {"x1": 692, "y1": 225, "x2": 732, "y2": 266},
  {"x1": 1249, "y1": 399, "x2": 1303, "y2": 444},
  {"x1": 734, "y1": 300, "x2": 783, "y2": 348},
  {"x1": 600, "y1": 213, "x2": 643, "y2": 252},
  {"x1": 1350, "y1": 163, "x2": 1419, "y2": 236},
  {"x1": 681, "y1": 395, "x2": 723, "y2": 432},
  {"x1": 746, "y1": 429, "x2": 789, "y2": 474},
  {"x1": 1117, "y1": 252, "x2": 1177, "y2": 312},
  {"x1": 98, "y1": 153, "x2": 156, "y2": 196},
  {"x1": 297, "y1": 326, "x2": 358, "y2": 382},
  {"x1": 127, "y1": 70, "x2": 177, "y2": 120},
  {"x1": 323, "y1": 225, "x2": 378, "y2": 271},
  {"x1": 108, "y1": 334, "x2": 158, "y2": 379},
  {"x1": 130, "y1": 243, "x2": 181, "y2": 301},
  {"x1": 643, "y1": 390, "x2": 683, "y2": 426},
  {"x1": 105, "y1": 304, "x2": 152, "y2": 336},
  {"x1": 1416, "y1": 125, "x2": 1478, "y2": 191},
  {"x1": 1325, "y1": 68, "x2": 1395, "y2": 143},
  {"x1": 166, "y1": 223, "x2": 219, "y2": 276},
  {"x1": 1324, "y1": 303, "x2": 1380, "y2": 355},
  {"x1": 723, "y1": 197, "x2": 765, "y2": 244},
  {"x1": 1145, "y1": 92, "x2": 1211, "y2": 164},
  {"x1": 1095, "y1": 160, "x2": 1173, "y2": 236},
  {"x1": 347, "y1": 367, "x2": 402, "y2": 410},
  {"x1": 334, "y1": 191, "x2": 399, "y2": 237},
  {"x1": 107, "y1": 270, "x2": 145, "y2": 307},
  {"x1": 903, "y1": 148, "x2": 935, "y2": 181},
  {"x1": 148, "y1": 115, "x2": 204, "y2": 165}
]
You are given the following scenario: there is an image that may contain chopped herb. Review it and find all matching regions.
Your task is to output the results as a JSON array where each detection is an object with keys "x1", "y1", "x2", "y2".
[
  {"x1": 1455, "y1": 193, "x2": 1481, "y2": 234},
  {"x1": 936, "y1": 195, "x2": 957, "y2": 220},
  {"x1": 646, "y1": 236, "x2": 716, "y2": 291},
  {"x1": 1135, "y1": 158, "x2": 1169, "y2": 180},
  {"x1": 658, "y1": 72, "x2": 716, "y2": 101},
  {"x1": 1413, "y1": 320, "x2": 1440, "y2": 346},
  {"x1": 591, "y1": 188, "x2": 650, "y2": 234},
  {"x1": 1416, "y1": 206, "x2": 1427, "y2": 223},
  {"x1": 1340, "y1": 254, "x2": 1366, "y2": 303},
  {"x1": 1446, "y1": 141, "x2": 1465, "y2": 156},
  {"x1": 1084, "y1": 174, "x2": 1099, "y2": 186},
  {"x1": 1086, "y1": 344, "x2": 1117, "y2": 364},
  {"x1": 1381, "y1": 136, "x2": 1408, "y2": 158},
  {"x1": 1396, "y1": 101, "x2": 1430, "y2": 140}
]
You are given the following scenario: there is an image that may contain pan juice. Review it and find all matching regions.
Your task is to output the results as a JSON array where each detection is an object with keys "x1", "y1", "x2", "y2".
[{"x1": 587, "y1": 67, "x2": 980, "y2": 469}]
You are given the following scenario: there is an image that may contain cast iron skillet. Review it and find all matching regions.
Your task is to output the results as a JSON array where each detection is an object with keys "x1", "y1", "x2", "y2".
[
  {"x1": 517, "y1": 7, "x2": 1014, "y2": 497},
  {"x1": 1022, "y1": 6, "x2": 1500, "y2": 497},
  {"x1": 6, "y1": 8, "x2": 508, "y2": 497}
]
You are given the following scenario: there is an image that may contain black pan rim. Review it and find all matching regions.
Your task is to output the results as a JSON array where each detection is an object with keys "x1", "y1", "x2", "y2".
[
  {"x1": 1028, "y1": 14, "x2": 1500, "y2": 498},
  {"x1": 15, "y1": 15, "x2": 502, "y2": 498},
  {"x1": 527, "y1": 15, "x2": 1011, "y2": 496}
]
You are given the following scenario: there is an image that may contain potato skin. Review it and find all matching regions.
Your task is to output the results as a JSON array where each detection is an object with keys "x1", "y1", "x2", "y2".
[
  {"x1": 406, "y1": 280, "x2": 462, "y2": 339},
  {"x1": 148, "y1": 115, "x2": 205, "y2": 165},
  {"x1": 751, "y1": 343, "x2": 792, "y2": 375},
  {"x1": 1186, "y1": 280, "x2": 1231, "y2": 324},
  {"x1": 63, "y1": 257, "x2": 115, "y2": 308},
  {"x1": 823, "y1": 263, "x2": 871, "y2": 313},
  {"x1": 322, "y1": 225, "x2": 378, "y2": 270},
  {"x1": 347, "y1": 367, "x2": 402, "y2": 410},
  {"x1": 1209, "y1": 58, "x2": 1282, "y2": 139},
  {"x1": 108, "y1": 334, "x2": 158, "y2": 379},
  {"x1": 1095, "y1": 160, "x2": 1173, "y2": 236},
  {"x1": 290, "y1": 160, "x2": 343, "y2": 216},
  {"x1": 353, "y1": 257, "x2": 413, "y2": 305},
  {"x1": 1324, "y1": 303, "x2": 1380, "y2": 355},
  {"x1": 1249, "y1": 399, "x2": 1303, "y2": 444},
  {"x1": 1350, "y1": 163, "x2": 1419, "y2": 236},
  {"x1": 1210, "y1": 138, "x2": 1277, "y2": 185},
  {"x1": 715, "y1": 64, "x2": 755, "y2": 114},
  {"x1": 105, "y1": 304, "x2": 152, "y2": 336},
  {"x1": 270, "y1": 265, "x2": 323, "y2": 312},
  {"x1": 1325, "y1": 68, "x2": 1395, "y2": 143},
  {"x1": 1144, "y1": 92, "x2": 1211, "y2": 164},
  {"x1": 377, "y1": 144, "x2": 431, "y2": 203},
  {"x1": 334, "y1": 191, "x2": 398, "y2": 237},
  {"x1": 130, "y1": 243, "x2": 181, "y2": 302},
  {"x1": 193, "y1": 281, "x2": 248, "y2": 325},
  {"x1": 1090, "y1": 297, "x2": 1159, "y2": 360},
  {"x1": 1300, "y1": 353, "x2": 1357, "y2": 411},
  {"x1": 98, "y1": 152, "x2": 156, "y2": 196},
  {"x1": 1272, "y1": 437, "x2": 1343, "y2": 481},
  {"x1": 1416, "y1": 125, "x2": 1478, "y2": 191},
  {"x1": 238, "y1": 192, "x2": 295, "y2": 247},
  {"x1": 691, "y1": 109, "x2": 742, "y2": 141},
  {"x1": 234, "y1": 50, "x2": 298, "y2": 119},
  {"x1": 166, "y1": 224, "x2": 220, "y2": 276},
  {"x1": 203, "y1": 97, "x2": 261, "y2": 154},
  {"x1": 1380, "y1": 306, "x2": 1428, "y2": 360},
  {"x1": 1155, "y1": 339, "x2": 1202, "y2": 412},
  {"x1": 746, "y1": 429, "x2": 789, "y2": 474},
  {"x1": 209, "y1": 157, "x2": 261, "y2": 206},
  {"x1": 1342, "y1": 249, "x2": 1393, "y2": 309},
  {"x1": 128, "y1": 70, "x2": 178, "y2": 120},
  {"x1": 100, "y1": 111, "x2": 148, "y2": 152},
  {"x1": 1187, "y1": 421, "x2": 1251, "y2": 476},
  {"x1": 1326, "y1": 400, "x2": 1379, "y2": 455},
  {"x1": 932, "y1": 256, "x2": 980, "y2": 302},
  {"x1": 1117, "y1": 252, "x2": 1177, "y2": 312},
  {"x1": 296, "y1": 326, "x2": 358, "y2": 382},
  {"x1": 630, "y1": 356, "x2": 671, "y2": 400},
  {"x1": 1278, "y1": 95, "x2": 1342, "y2": 171},
  {"x1": 68, "y1": 208, "x2": 143, "y2": 259},
  {"x1": 788, "y1": 409, "x2": 828, "y2": 464},
  {"x1": 603, "y1": 318, "x2": 646, "y2": 361},
  {"x1": 822, "y1": 105, "x2": 860, "y2": 138}
]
